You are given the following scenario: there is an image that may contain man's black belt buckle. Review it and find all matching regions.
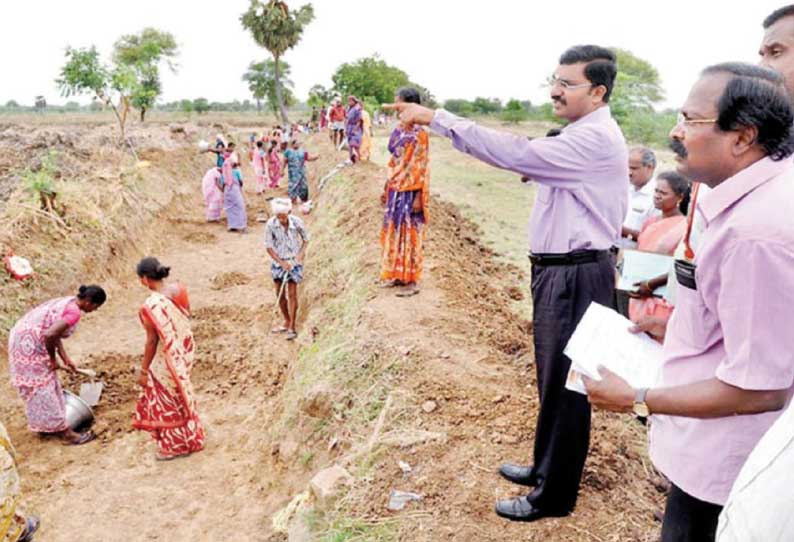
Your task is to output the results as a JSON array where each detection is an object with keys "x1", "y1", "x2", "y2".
[
  {"x1": 529, "y1": 250, "x2": 606, "y2": 267},
  {"x1": 674, "y1": 259, "x2": 697, "y2": 290}
]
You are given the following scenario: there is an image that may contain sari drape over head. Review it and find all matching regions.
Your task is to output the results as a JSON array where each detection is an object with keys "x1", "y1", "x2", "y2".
[
  {"x1": 380, "y1": 126, "x2": 430, "y2": 283},
  {"x1": 222, "y1": 158, "x2": 247, "y2": 230},
  {"x1": 201, "y1": 168, "x2": 223, "y2": 221},
  {"x1": 133, "y1": 287, "x2": 205, "y2": 459}
]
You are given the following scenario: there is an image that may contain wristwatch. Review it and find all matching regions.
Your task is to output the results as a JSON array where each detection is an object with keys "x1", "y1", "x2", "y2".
[{"x1": 633, "y1": 388, "x2": 650, "y2": 417}]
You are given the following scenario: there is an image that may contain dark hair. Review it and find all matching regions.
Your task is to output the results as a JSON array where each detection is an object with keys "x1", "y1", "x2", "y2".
[
  {"x1": 764, "y1": 5, "x2": 794, "y2": 28},
  {"x1": 256, "y1": 140, "x2": 263, "y2": 148},
  {"x1": 702, "y1": 62, "x2": 794, "y2": 161},
  {"x1": 396, "y1": 87, "x2": 421, "y2": 105},
  {"x1": 546, "y1": 128, "x2": 562, "y2": 137},
  {"x1": 631, "y1": 146, "x2": 657, "y2": 168},
  {"x1": 227, "y1": 142, "x2": 235, "y2": 148},
  {"x1": 656, "y1": 171, "x2": 691, "y2": 215},
  {"x1": 559, "y1": 45, "x2": 617, "y2": 102},
  {"x1": 77, "y1": 284, "x2": 107, "y2": 306},
  {"x1": 136, "y1": 257, "x2": 171, "y2": 281}
]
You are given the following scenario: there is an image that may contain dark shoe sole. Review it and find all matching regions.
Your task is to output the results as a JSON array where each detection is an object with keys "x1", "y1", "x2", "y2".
[
  {"x1": 494, "y1": 507, "x2": 569, "y2": 522},
  {"x1": 498, "y1": 470, "x2": 537, "y2": 487}
]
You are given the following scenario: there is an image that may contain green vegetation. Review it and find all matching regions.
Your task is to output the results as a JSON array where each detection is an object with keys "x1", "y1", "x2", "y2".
[
  {"x1": 23, "y1": 151, "x2": 59, "y2": 211},
  {"x1": 330, "y1": 54, "x2": 435, "y2": 108},
  {"x1": 112, "y1": 28, "x2": 179, "y2": 122},
  {"x1": 501, "y1": 98, "x2": 530, "y2": 124},
  {"x1": 241, "y1": 0, "x2": 315, "y2": 123},
  {"x1": 242, "y1": 59, "x2": 296, "y2": 116},
  {"x1": 307, "y1": 511, "x2": 397, "y2": 542}
]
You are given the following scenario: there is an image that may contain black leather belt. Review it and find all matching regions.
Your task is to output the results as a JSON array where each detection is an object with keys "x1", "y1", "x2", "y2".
[
  {"x1": 674, "y1": 259, "x2": 697, "y2": 290},
  {"x1": 528, "y1": 250, "x2": 610, "y2": 267}
]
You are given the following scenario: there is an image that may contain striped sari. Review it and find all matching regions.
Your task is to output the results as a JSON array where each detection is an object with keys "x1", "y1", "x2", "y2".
[
  {"x1": 380, "y1": 126, "x2": 430, "y2": 283},
  {"x1": 133, "y1": 287, "x2": 205, "y2": 459}
]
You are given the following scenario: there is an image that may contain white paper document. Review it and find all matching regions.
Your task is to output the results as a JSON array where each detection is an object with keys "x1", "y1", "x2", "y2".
[
  {"x1": 564, "y1": 302, "x2": 665, "y2": 395},
  {"x1": 617, "y1": 249, "x2": 673, "y2": 298}
]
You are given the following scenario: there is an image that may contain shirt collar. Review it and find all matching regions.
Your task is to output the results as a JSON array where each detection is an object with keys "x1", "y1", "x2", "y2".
[
  {"x1": 698, "y1": 156, "x2": 791, "y2": 225},
  {"x1": 568, "y1": 105, "x2": 611, "y2": 129}
]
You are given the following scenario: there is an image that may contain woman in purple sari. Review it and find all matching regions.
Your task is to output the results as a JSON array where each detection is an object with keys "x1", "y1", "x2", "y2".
[
  {"x1": 345, "y1": 95, "x2": 364, "y2": 163},
  {"x1": 222, "y1": 157, "x2": 247, "y2": 233}
]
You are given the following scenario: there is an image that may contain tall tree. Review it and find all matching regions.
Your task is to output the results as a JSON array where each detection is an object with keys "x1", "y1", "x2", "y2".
[
  {"x1": 331, "y1": 54, "x2": 434, "y2": 107},
  {"x1": 112, "y1": 28, "x2": 179, "y2": 122},
  {"x1": 240, "y1": 0, "x2": 314, "y2": 123},
  {"x1": 307, "y1": 84, "x2": 332, "y2": 108},
  {"x1": 56, "y1": 46, "x2": 138, "y2": 159},
  {"x1": 609, "y1": 48, "x2": 665, "y2": 123}
]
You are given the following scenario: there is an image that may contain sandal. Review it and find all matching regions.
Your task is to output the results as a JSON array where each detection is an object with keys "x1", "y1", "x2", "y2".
[
  {"x1": 271, "y1": 326, "x2": 289, "y2": 334},
  {"x1": 66, "y1": 431, "x2": 96, "y2": 446},
  {"x1": 155, "y1": 453, "x2": 187, "y2": 461},
  {"x1": 396, "y1": 288, "x2": 420, "y2": 298},
  {"x1": 286, "y1": 331, "x2": 298, "y2": 341},
  {"x1": 19, "y1": 516, "x2": 40, "y2": 542}
]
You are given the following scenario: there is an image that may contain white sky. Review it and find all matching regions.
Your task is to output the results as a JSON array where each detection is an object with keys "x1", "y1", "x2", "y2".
[{"x1": 0, "y1": 0, "x2": 787, "y2": 109}]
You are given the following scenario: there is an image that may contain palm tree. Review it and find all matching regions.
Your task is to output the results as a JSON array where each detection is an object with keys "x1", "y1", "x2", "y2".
[{"x1": 241, "y1": 0, "x2": 314, "y2": 123}]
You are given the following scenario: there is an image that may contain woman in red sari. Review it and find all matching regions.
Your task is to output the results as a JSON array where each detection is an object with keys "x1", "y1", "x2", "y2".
[
  {"x1": 133, "y1": 257, "x2": 205, "y2": 460},
  {"x1": 628, "y1": 171, "x2": 691, "y2": 325}
]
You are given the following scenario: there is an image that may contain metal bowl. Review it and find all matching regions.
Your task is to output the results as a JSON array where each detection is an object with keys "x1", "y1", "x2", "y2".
[{"x1": 63, "y1": 391, "x2": 95, "y2": 432}]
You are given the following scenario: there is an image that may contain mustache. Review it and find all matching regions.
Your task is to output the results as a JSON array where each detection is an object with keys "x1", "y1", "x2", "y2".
[
  {"x1": 551, "y1": 95, "x2": 566, "y2": 105},
  {"x1": 669, "y1": 139, "x2": 688, "y2": 158}
]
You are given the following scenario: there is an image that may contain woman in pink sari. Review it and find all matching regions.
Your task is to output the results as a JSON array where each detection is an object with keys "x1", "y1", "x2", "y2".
[
  {"x1": 628, "y1": 171, "x2": 691, "y2": 324},
  {"x1": 201, "y1": 166, "x2": 223, "y2": 222},
  {"x1": 133, "y1": 257, "x2": 205, "y2": 460},
  {"x1": 8, "y1": 285, "x2": 106, "y2": 445},
  {"x1": 267, "y1": 141, "x2": 282, "y2": 188}
]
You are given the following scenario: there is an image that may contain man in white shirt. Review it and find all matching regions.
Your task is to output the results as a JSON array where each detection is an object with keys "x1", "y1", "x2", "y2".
[
  {"x1": 615, "y1": 147, "x2": 658, "y2": 316},
  {"x1": 620, "y1": 147, "x2": 658, "y2": 248}
]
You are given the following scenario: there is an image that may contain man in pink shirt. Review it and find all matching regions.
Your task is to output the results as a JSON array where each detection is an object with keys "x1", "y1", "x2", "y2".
[
  {"x1": 388, "y1": 45, "x2": 628, "y2": 522},
  {"x1": 585, "y1": 62, "x2": 794, "y2": 542}
]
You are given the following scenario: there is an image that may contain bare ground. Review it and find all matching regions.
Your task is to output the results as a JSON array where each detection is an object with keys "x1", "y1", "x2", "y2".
[{"x1": 0, "y1": 124, "x2": 663, "y2": 541}]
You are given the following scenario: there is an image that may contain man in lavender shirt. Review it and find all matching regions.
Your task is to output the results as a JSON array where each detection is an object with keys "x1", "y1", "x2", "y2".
[
  {"x1": 585, "y1": 63, "x2": 794, "y2": 542},
  {"x1": 387, "y1": 45, "x2": 629, "y2": 522}
]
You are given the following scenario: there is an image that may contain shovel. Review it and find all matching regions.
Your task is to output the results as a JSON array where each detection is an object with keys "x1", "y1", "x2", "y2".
[{"x1": 75, "y1": 368, "x2": 104, "y2": 407}]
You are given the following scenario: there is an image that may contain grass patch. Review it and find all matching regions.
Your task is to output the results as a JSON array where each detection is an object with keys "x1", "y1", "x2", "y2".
[{"x1": 306, "y1": 510, "x2": 397, "y2": 542}]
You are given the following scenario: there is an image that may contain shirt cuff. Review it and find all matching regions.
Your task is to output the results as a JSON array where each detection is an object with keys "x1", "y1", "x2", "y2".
[{"x1": 430, "y1": 109, "x2": 459, "y2": 137}]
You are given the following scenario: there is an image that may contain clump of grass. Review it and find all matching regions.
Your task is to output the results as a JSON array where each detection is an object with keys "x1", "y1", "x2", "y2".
[
  {"x1": 305, "y1": 510, "x2": 397, "y2": 542},
  {"x1": 23, "y1": 151, "x2": 59, "y2": 212}
]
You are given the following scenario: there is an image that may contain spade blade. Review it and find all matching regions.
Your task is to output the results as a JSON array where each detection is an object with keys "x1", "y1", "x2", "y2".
[{"x1": 79, "y1": 381, "x2": 104, "y2": 407}]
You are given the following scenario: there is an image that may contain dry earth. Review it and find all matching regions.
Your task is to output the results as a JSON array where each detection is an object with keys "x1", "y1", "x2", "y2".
[{"x1": 0, "y1": 123, "x2": 663, "y2": 541}]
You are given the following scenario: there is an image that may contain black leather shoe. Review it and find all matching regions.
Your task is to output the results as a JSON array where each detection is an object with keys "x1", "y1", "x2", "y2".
[
  {"x1": 494, "y1": 497, "x2": 568, "y2": 523},
  {"x1": 499, "y1": 463, "x2": 537, "y2": 486}
]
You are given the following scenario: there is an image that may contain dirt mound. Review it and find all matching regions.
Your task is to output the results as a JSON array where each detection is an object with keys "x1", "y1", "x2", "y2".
[
  {"x1": 210, "y1": 271, "x2": 251, "y2": 290},
  {"x1": 183, "y1": 231, "x2": 217, "y2": 244},
  {"x1": 61, "y1": 351, "x2": 140, "y2": 443}
]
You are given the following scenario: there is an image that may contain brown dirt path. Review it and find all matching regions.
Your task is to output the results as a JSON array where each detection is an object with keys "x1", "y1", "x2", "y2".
[{"x1": 0, "y1": 149, "x2": 300, "y2": 541}]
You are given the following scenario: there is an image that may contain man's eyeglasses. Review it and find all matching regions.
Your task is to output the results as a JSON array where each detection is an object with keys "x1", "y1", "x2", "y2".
[
  {"x1": 546, "y1": 75, "x2": 593, "y2": 90},
  {"x1": 676, "y1": 112, "x2": 719, "y2": 127}
]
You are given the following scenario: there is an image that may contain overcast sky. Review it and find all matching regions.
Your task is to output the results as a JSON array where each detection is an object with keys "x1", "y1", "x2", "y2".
[{"x1": 1, "y1": 0, "x2": 787, "y2": 109}]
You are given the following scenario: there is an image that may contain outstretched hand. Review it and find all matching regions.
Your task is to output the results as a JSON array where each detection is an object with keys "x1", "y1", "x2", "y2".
[{"x1": 382, "y1": 103, "x2": 435, "y2": 127}]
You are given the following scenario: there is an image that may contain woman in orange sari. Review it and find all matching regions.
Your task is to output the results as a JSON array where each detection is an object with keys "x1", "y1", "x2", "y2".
[
  {"x1": 628, "y1": 171, "x2": 691, "y2": 324},
  {"x1": 380, "y1": 87, "x2": 430, "y2": 297},
  {"x1": 133, "y1": 257, "x2": 205, "y2": 460}
]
